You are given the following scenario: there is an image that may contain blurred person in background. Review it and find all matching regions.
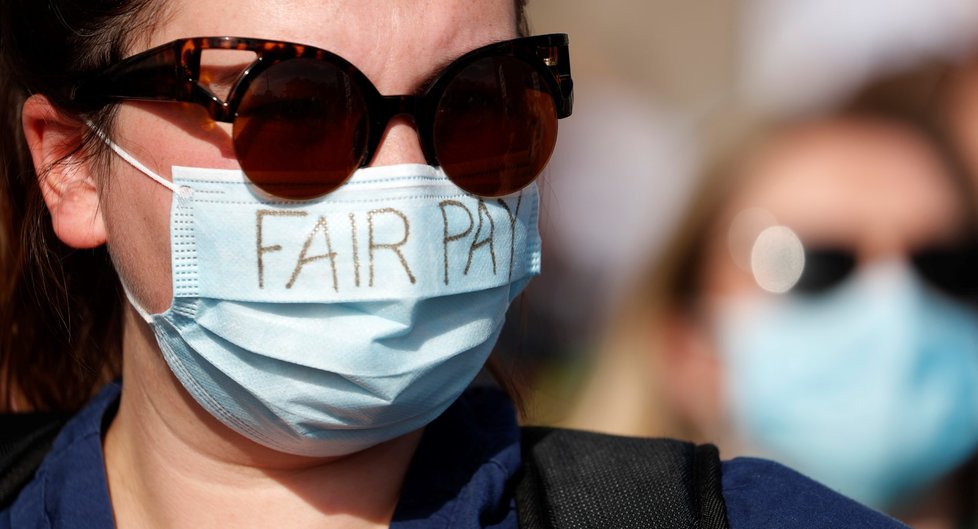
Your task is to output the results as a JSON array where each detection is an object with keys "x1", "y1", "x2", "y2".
[
  {"x1": 568, "y1": 65, "x2": 978, "y2": 529},
  {"x1": 511, "y1": 0, "x2": 978, "y2": 425}
]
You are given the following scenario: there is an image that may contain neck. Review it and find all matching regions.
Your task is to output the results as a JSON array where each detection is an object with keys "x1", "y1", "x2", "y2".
[{"x1": 104, "y1": 307, "x2": 422, "y2": 529}]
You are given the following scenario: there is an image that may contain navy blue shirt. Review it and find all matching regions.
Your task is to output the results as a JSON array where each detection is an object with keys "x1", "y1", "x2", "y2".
[{"x1": 2, "y1": 382, "x2": 907, "y2": 528}]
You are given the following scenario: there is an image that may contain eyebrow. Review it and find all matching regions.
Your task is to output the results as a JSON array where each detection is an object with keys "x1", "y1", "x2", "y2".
[
  {"x1": 200, "y1": 53, "x2": 453, "y2": 99},
  {"x1": 412, "y1": 37, "x2": 511, "y2": 96},
  {"x1": 199, "y1": 37, "x2": 514, "y2": 99},
  {"x1": 413, "y1": 54, "x2": 459, "y2": 96}
]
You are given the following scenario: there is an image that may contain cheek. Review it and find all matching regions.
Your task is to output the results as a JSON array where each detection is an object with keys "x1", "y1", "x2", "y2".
[
  {"x1": 102, "y1": 103, "x2": 236, "y2": 314},
  {"x1": 101, "y1": 159, "x2": 175, "y2": 314},
  {"x1": 118, "y1": 102, "x2": 239, "y2": 174}
]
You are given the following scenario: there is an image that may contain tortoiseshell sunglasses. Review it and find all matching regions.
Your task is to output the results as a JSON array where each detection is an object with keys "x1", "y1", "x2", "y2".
[{"x1": 69, "y1": 34, "x2": 573, "y2": 199}]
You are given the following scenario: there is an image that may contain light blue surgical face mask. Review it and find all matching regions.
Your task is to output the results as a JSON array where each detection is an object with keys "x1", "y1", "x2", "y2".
[
  {"x1": 102, "y1": 137, "x2": 541, "y2": 457},
  {"x1": 714, "y1": 261, "x2": 978, "y2": 509}
]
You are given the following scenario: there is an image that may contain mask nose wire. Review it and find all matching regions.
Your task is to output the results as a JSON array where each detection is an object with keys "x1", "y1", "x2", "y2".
[{"x1": 86, "y1": 121, "x2": 178, "y2": 193}]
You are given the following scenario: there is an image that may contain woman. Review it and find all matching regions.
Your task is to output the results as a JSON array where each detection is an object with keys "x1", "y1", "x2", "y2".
[
  {"x1": 569, "y1": 66, "x2": 978, "y2": 528},
  {"x1": 0, "y1": 1, "x2": 908, "y2": 527}
]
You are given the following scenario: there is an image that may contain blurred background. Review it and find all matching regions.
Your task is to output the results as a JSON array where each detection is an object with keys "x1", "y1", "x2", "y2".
[
  {"x1": 505, "y1": 0, "x2": 978, "y2": 417},
  {"x1": 497, "y1": 2, "x2": 978, "y2": 527}
]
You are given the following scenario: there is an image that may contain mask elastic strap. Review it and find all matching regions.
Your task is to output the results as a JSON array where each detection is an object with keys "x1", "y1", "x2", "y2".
[{"x1": 86, "y1": 121, "x2": 178, "y2": 193}]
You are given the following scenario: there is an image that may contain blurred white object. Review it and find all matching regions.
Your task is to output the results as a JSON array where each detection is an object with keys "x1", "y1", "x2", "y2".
[
  {"x1": 740, "y1": 0, "x2": 978, "y2": 116},
  {"x1": 538, "y1": 77, "x2": 697, "y2": 324},
  {"x1": 750, "y1": 226, "x2": 805, "y2": 294}
]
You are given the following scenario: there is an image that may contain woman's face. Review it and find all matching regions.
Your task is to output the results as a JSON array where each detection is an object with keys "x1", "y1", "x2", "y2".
[
  {"x1": 102, "y1": 0, "x2": 518, "y2": 313},
  {"x1": 702, "y1": 117, "x2": 967, "y2": 302},
  {"x1": 665, "y1": 117, "x2": 969, "y2": 443}
]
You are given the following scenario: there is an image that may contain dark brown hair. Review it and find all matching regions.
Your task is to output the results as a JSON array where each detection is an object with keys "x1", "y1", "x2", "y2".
[
  {"x1": 0, "y1": 1, "x2": 533, "y2": 413},
  {"x1": 0, "y1": 0, "x2": 166, "y2": 412},
  {"x1": 517, "y1": 1, "x2": 531, "y2": 37}
]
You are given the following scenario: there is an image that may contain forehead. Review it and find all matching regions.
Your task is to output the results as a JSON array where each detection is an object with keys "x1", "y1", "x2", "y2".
[
  {"x1": 149, "y1": 0, "x2": 519, "y2": 92},
  {"x1": 728, "y1": 118, "x2": 967, "y2": 253}
]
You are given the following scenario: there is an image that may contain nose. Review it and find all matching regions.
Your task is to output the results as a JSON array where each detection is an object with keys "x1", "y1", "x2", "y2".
[{"x1": 368, "y1": 116, "x2": 427, "y2": 167}]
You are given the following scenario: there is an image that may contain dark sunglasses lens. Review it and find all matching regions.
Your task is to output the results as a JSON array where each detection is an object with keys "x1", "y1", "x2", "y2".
[
  {"x1": 913, "y1": 243, "x2": 978, "y2": 302},
  {"x1": 432, "y1": 56, "x2": 558, "y2": 197},
  {"x1": 792, "y1": 248, "x2": 856, "y2": 294},
  {"x1": 233, "y1": 58, "x2": 369, "y2": 199}
]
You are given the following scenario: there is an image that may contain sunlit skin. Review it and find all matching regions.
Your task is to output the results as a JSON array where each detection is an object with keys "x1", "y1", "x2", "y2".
[
  {"x1": 22, "y1": 1, "x2": 518, "y2": 528},
  {"x1": 661, "y1": 117, "x2": 968, "y2": 529}
]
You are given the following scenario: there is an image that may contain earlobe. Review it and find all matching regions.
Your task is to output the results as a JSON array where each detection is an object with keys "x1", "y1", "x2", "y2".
[{"x1": 22, "y1": 94, "x2": 107, "y2": 249}]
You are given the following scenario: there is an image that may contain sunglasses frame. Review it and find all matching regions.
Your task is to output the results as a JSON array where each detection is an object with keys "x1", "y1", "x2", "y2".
[{"x1": 69, "y1": 34, "x2": 573, "y2": 177}]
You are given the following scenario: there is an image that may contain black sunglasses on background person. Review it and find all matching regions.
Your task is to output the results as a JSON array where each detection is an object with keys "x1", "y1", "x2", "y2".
[
  {"x1": 793, "y1": 242, "x2": 978, "y2": 303},
  {"x1": 69, "y1": 34, "x2": 574, "y2": 199}
]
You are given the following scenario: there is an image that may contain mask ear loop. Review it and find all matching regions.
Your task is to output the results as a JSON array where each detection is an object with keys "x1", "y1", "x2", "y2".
[{"x1": 85, "y1": 120, "x2": 178, "y2": 193}]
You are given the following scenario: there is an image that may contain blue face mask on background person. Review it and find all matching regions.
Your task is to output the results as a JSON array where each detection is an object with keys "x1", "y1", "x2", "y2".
[
  {"x1": 101, "y1": 136, "x2": 541, "y2": 457},
  {"x1": 714, "y1": 261, "x2": 978, "y2": 509}
]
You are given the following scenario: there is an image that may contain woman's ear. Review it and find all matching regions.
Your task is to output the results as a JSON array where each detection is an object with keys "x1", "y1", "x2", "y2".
[{"x1": 22, "y1": 94, "x2": 107, "y2": 249}]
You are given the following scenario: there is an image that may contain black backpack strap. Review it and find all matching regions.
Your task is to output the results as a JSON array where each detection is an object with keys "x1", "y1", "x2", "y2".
[
  {"x1": 516, "y1": 426, "x2": 730, "y2": 529},
  {"x1": 0, "y1": 413, "x2": 70, "y2": 509}
]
